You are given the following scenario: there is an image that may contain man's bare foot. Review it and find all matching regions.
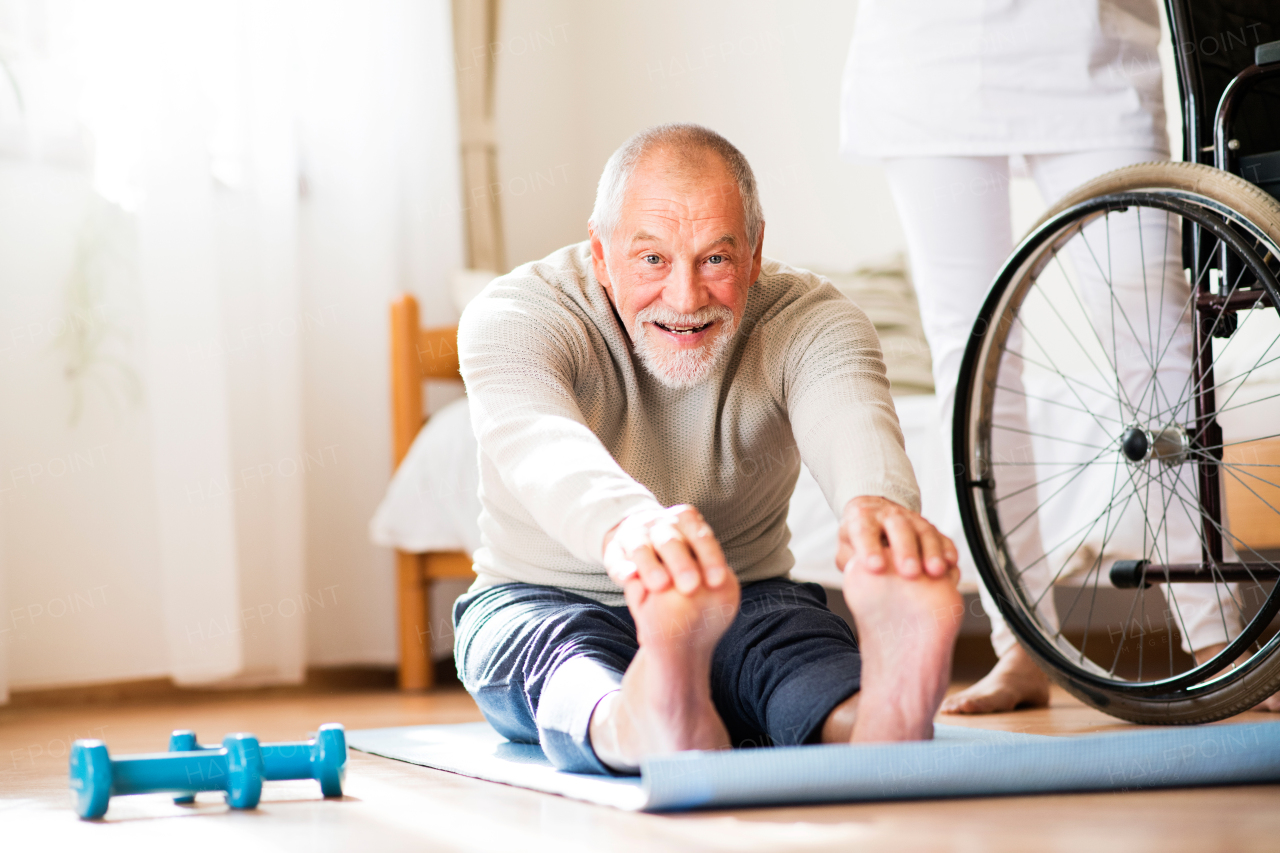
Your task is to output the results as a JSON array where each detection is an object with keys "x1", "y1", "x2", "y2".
[
  {"x1": 940, "y1": 644, "x2": 1051, "y2": 714},
  {"x1": 589, "y1": 576, "x2": 740, "y2": 771},
  {"x1": 843, "y1": 563, "x2": 963, "y2": 742},
  {"x1": 1194, "y1": 642, "x2": 1280, "y2": 712}
]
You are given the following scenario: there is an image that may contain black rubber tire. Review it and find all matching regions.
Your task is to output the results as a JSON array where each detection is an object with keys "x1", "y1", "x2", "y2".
[{"x1": 956, "y1": 161, "x2": 1280, "y2": 724}]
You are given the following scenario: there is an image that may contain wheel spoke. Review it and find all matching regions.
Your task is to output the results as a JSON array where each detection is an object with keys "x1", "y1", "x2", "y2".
[
  {"x1": 1159, "y1": 484, "x2": 1259, "y2": 632},
  {"x1": 1192, "y1": 450, "x2": 1280, "y2": 534},
  {"x1": 1195, "y1": 430, "x2": 1280, "y2": 453},
  {"x1": 1049, "y1": 249, "x2": 1140, "y2": 420},
  {"x1": 992, "y1": 456, "x2": 1115, "y2": 507},
  {"x1": 1054, "y1": 445, "x2": 1132, "y2": 661},
  {"x1": 991, "y1": 423, "x2": 1113, "y2": 451},
  {"x1": 1156, "y1": 252, "x2": 1253, "y2": 435},
  {"x1": 1015, "y1": 314, "x2": 1124, "y2": 437},
  {"x1": 998, "y1": 440, "x2": 1122, "y2": 546},
  {"x1": 1003, "y1": 343, "x2": 1133, "y2": 408},
  {"x1": 1078, "y1": 219, "x2": 1163, "y2": 399},
  {"x1": 1134, "y1": 233, "x2": 1230, "y2": 425},
  {"x1": 994, "y1": 383, "x2": 1124, "y2": 424},
  {"x1": 1124, "y1": 461, "x2": 1205, "y2": 661},
  {"x1": 1013, "y1": 482, "x2": 1131, "y2": 583},
  {"x1": 1183, "y1": 311, "x2": 1280, "y2": 449}
]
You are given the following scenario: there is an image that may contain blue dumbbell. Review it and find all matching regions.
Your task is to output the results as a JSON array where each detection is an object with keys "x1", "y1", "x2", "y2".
[
  {"x1": 70, "y1": 733, "x2": 263, "y2": 820},
  {"x1": 167, "y1": 723, "x2": 346, "y2": 804}
]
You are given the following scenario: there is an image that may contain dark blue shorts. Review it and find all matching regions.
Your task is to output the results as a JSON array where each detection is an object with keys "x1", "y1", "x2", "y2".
[{"x1": 453, "y1": 578, "x2": 861, "y2": 774}]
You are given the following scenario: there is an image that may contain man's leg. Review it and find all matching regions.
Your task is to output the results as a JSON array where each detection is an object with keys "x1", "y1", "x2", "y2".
[
  {"x1": 453, "y1": 582, "x2": 639, "y2": 774},
  {"x1": 699, "y1": 576, "x2": 960, "y2": 748},
  {"x1": 839, "y1": 562, "x2": 964, "y2": 740},
  {"x1": 588, "y1": 572, "x2": 740, "y2": 772},
  {"x1": 705, "y1": 579, "x2": 862, "y2": 748}
]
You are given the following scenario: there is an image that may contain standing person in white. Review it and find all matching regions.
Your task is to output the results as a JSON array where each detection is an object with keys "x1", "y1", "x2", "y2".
[{"x1": 840, "y1": 0, "x2": 1242, "y2": 712}]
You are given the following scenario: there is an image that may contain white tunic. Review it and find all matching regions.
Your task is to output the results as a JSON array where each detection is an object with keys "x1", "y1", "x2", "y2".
[{"x1": 840, "y1": 0, "x2": 1168, "y2": 158}]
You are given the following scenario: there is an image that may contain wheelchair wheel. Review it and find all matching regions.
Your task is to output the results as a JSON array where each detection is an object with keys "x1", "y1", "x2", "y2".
[{"x1": 955, "y1": 161, "x2": 1280, "y2": 723}]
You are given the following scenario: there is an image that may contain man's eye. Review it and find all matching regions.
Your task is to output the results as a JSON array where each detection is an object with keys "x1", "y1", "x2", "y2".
[
  {"x1": 707, "y1": 255, "x2": 724, "y2": 264},
  {"x1": 644, "y1": 254, "x2": 661, "y2": 265}
]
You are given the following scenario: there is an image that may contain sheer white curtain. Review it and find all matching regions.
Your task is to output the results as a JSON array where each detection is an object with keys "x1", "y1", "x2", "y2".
[{"x1": 0, "y1": 0, "x2": 462, "y2": 697}]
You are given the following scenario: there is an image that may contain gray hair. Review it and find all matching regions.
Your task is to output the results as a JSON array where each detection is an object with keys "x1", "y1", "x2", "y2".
[{"x1": 589, "y1": 123, "x2": 764, "y2": 253}]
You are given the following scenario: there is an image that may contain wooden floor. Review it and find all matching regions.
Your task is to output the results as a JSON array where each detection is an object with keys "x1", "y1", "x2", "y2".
[{"x1": 1, "y1": 682, "x2": 1277, "y2": 853}]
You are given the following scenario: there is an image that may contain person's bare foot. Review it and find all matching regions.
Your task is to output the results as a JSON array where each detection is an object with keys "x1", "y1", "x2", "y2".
[
  {"x1": 589, "y1": 575, "x2": 740, "y2": 771},
  {"x1": 940, "y1": 643, "x2": 1051, "y2": 714},
  {"x1": 1194, "y1": 642, "x2": 1280, "y2": 712},
  {"x1": 843, "y1": 563, "x2": 963, "y2": 742}
]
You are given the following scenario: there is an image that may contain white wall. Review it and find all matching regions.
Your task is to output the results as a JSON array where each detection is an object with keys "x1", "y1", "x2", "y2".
[
  {"x1": 490, "y1": 0, "x2": 1186, "y2": 273},
  {"x1": 492, "y1": 0, "x2": 906, "y2": 273}
]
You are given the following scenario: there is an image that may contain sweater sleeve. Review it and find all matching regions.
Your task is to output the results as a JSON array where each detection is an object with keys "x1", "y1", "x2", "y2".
[
  {"x1": 767, "y1": 275, "x2": 921, "y2": 516},
  {"x1": 457, "y1": 275, "x2": 665, "y2": 565}
]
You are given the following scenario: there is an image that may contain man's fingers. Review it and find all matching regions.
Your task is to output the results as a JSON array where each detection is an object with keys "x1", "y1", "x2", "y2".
[
  {"x1": 916, "y1": 519, "x2": 950, "y2": 577},
  {"x1": 625, "y1": 540, "x2": 671, "y2": 592},
  {"x1": 606, "y1": 505, "x2": 733, "y2": 598},
  {"x1": 651, "y1": 521, "x2": 702, "y2": 594},
  {"x1": 842, "y1": 496, "x2": 959, "y2": 580},
  {"x1": 673, "y1": 510, "x2": 730, "y2": 588},
  {"x1": 853, "y1": 513, "x2": 887, "y2": 573},
  {"x1": 882, "y1": 512, "x2": 922, "y2": 577},
  {"x1": 622, "y1": 576, "x2": 647, "y2": 611}
]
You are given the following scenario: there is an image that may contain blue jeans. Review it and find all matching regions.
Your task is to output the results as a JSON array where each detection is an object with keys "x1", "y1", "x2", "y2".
[{"x1": 453, "y1": 578, "x2": 861, "y2": 774}]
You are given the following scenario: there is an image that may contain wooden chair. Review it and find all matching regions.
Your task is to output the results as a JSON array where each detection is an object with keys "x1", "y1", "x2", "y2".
[
  {"x1": 390, "y1": 293, "x2": 473, "y2": 690},
  {"x1": 1224, "y1": 436, "x2": 1280, "y2": 552}
]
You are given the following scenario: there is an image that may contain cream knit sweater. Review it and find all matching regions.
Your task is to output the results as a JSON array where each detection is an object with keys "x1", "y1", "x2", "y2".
[{"x1": 457, "y1": 242, "x2": 919, "y2": 606}]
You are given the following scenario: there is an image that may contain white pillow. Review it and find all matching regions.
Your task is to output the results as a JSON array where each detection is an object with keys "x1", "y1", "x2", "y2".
[{"x1": 369, "y1": 398, "x2": 481, "y2": 555}]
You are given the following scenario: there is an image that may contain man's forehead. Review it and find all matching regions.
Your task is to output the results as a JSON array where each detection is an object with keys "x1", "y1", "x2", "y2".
[
  {"x1": 628, "y1": 224, "x2": 737, "y2": 248},
  {"x1": 619, "y1": 162, "x2": 745, "y2": 244}
]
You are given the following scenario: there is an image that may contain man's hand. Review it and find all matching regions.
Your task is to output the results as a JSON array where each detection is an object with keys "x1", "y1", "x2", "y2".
[
  {"x1": 838, "y1": 495, "x2": 958, "y2": 579},
  {"x1": 602, "y1": 505, "x2": 731, "y2": 595}
]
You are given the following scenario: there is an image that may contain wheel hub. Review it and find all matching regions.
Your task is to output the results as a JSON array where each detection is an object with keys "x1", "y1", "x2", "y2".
[{"x1": 1120, "y1": 424, "x2": 1190, "y2": 466}]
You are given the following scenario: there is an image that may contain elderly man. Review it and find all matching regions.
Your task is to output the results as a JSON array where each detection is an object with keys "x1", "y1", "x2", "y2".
[{"x1": 454, "y1": 123, "x2": 962, "y2": 775}]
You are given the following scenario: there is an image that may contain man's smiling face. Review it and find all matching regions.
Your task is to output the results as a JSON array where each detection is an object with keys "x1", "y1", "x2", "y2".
[{"x1": 590, "y1": 148, "x2": 764, "y2": 389}]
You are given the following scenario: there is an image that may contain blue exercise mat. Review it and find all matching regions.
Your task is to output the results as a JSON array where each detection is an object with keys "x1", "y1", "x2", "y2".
[{"x1": 348, "y1": 720, "x2": 1280, "y2": 812}]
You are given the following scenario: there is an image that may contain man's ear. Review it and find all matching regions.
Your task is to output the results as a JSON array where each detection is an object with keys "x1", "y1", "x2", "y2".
[
  {"x1": 589, "y1": 227, "x2": 613, "y2": 298},
  {"x1": 750, "y1": 222, "x2": 765, "y2": 283}
]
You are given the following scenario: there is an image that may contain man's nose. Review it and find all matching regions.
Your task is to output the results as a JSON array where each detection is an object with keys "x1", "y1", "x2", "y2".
[{"x1": 664, "y1": 262, "x2": 707, "y2": 315}]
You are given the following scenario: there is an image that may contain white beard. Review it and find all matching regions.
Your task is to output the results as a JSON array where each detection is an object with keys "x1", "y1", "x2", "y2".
[{"x1": 631, "y1": 304, "x2": 737, "y2": 389}]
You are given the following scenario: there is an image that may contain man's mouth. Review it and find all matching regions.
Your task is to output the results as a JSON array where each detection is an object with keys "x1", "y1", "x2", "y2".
[{"x1": 652, "y1": 321, "x2": 714, "y2": 335}]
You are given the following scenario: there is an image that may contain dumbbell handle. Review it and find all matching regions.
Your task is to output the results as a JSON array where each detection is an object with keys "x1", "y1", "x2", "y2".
[
  {"x1": 113, "y1": 750, "x2": 235, "y2": 795},
  {"x1": 169, "y1": 723, "x2": 345, "y2": 799},
  {"x1": 170, "y1": 737, "x2": 312, "y2": 780}
]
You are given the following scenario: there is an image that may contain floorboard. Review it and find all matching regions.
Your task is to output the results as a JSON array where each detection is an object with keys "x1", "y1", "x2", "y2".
[{"x1": 2, "y1": 683, "x2": 1277, "y2": 852}]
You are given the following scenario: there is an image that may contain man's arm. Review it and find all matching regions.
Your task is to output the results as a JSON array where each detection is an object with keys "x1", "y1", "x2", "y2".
[
  {"x1": 458, "y1": 278, "x2": 664, "y2": 566},
  {"x1": 461, "y1": 276, "x2": 733, "y2": 597},
  {"x1": 771, "y1": 278, "x2": 956, "y2": 579}
]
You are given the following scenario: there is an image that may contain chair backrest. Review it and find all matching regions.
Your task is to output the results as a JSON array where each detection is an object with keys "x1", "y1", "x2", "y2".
[
  {"x1": 390, "y1": 293, "x2": 461, "y2": 467},
  {"x1": 1224, "y1": 436, "x2": 1280, "y2": 550}
]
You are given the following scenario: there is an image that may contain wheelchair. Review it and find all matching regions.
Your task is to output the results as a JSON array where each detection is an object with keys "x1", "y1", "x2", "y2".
[{"x1": 955, "y1": 0, "x2": 1280, "y2": 723}]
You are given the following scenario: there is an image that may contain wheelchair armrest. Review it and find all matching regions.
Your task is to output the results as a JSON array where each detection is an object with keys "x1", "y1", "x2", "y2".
[{"x1": 1257, "y1": 40, "x2": 1280, "y2": 68}]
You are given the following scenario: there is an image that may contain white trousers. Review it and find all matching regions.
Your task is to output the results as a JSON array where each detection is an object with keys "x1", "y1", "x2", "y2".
[{"x1": 882, "y1": 150, "x2": 1240, "y2": 657}]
